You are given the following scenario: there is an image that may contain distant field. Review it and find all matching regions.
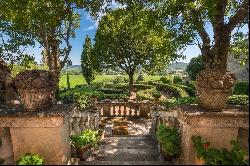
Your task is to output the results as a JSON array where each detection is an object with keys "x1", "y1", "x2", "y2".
[{"x1": 59, "y1": 74, "x2": 162, "y2": 89}]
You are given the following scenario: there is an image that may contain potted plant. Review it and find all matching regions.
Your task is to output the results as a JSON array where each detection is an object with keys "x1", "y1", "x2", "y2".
[
  {"x1": 153, "y1": 91, "x2": 162, "y2": 102},
  {"x1": 156, "y1": 124, "x2": 181, "y2": 161},
  {"x1": 70, "y1": 129, "x2": 99, "y2": 161},
  {"x1": 16, "y1": 153, "x2": 44, "y2": 165}
]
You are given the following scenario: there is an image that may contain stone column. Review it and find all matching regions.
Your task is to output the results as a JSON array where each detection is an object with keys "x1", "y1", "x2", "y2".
[
  {"x1": 177, "y1": 106, "x2": 249, "y2": 165},
  {"x1": 0, "y1": 104, "x2": 74, "y2": 165}
]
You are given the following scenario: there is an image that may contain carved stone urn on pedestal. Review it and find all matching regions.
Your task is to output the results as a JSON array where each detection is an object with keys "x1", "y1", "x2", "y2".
[
  {"x1": 14, "y1": 70, "x2": 56, "y2": 111},
  {"x1": 195, "y1": 69, "x2": 236, "y2": 111}
]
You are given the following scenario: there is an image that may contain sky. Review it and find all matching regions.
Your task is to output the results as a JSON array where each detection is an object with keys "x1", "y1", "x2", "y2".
[{"x1": 28, "y1": 4, "x2": 248, "y2": 66}]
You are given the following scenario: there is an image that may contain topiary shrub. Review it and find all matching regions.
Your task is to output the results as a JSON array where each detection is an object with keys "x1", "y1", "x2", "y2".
[
  {"x1": 16, "y1": 153, "x2": 44, "y2": 165},
  {"x1": 152, "y1": 91, "x2": 162, "y2": 99},
  {"x1": 156, "y1": 125, "x2": 181, "y2": 157},
  {"x1": 233, "y1": 81, "x2": 249, "y2": 95},
  {"x1": 160, "y1": 75, "x2": 173, "y2": 84},
  {"x1": 227, "y1": 95, "x2": 249, "y2": 105},
  {"x1": 152, "y1": 83, "x2": 189, "y2": 98},
  {"x1": 173, "y1": 76, "x2": 182, "y2": 84},
  {"x1": 173, "y1": 84, "x2": 196, "y2": 97}
]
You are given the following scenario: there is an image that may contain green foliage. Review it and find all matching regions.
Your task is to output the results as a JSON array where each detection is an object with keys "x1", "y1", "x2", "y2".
[
  {"x1": 137, "y1": 88, "x2": 157, "y2": 101},
  {"x1": 183, "y1": 81, "x2": 196, "y2": 90},
  {"x1": 10, "y1": 63, "x2": 48, "y2": 77},
  {"x1": 136, "y1": 73, "x2": 144, "y2": 82},
  {"x1": 103, "y1": 93, "x2": 129, "y2": 101},
  {"x1": 81, "y1": 35, "x2": 94, "y2": 85},
  {"x1": 233, "y1": 81, "x2": 249, "y2": 95},
  {"x1": 70, "y1": 129, "x2": 99, "y2": 149},
  {"x1": 112, "y1": 76, "x2": 128, "y2": 84},
  {"x1": 173, "y1": 76, "x2": 182, "y2": 84},
  {"x1": 74, "y1": 92, "x2": 91, "y2": 109},
  {"x1": 160, "y1": 98, "x2": 178, "y2": 109},
  {"x1": 186, "y1": 55, "x2": 205, "y2": 81},
  {"x1": 133, "y1": 84, "x2": 155, "y2": 91},
  {"x1": 191, "y1": 135, "x2": 248, "y2": 165},
  {"x1": 173, "y1": 84, "x2": 196, "y2": 97},
  {"x1": 227, "y1": 95, "x2": 249, "y2": 105},
  {"x1": 160, "y1": 75, "x2": 173, "y2": 84},
  {"x1": 151, "y1": 82, "x2": 189, "y2": 98},
  {"x1": 66, "y1": 73, "x2": 70, "y2": 89},
  {"x1": 152, "y1": 91, "x2": 162, "y2": 99},
  {"x1": 156, "y1": 125, "x2": 181, "y2": 157},
  {"x1": 16, "y1": 153, "x2": 44, "y2": 165},
  {"x1": 177, "y1": 97, "x2": 198, "y2": 105},
  {"x1": 93, "y1": 6, "x2": 183, "y2": 83}
]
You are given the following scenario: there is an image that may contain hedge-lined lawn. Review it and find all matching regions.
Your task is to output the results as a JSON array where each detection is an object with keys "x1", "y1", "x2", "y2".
[{"x1": 59, "y1": 74, "x2": 162, "y2": 89}]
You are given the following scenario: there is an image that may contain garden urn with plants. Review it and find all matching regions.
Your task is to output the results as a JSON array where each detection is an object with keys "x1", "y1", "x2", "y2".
[
  {"x1": 14, "y1": 70, "x2": 56, "y2": 111},
  {"x1": 195, "y1": 69, "x2": 236, "y2": 111}
]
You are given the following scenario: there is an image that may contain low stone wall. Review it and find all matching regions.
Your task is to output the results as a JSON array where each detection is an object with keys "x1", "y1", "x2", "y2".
[
  {"x1": 0, "y1": 104, "x2": 74, "y2": 165},
  {"x1": 150, "y1": 105, "x2": 249, "y2": 165},
  {"x1": 177, "y1": 105, "x2": 249, "y2": 165}
]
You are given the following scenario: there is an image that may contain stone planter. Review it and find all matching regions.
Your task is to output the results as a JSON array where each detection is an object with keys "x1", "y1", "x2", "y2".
[
  {"x1": 14, "y1": 70, "x2": 56, "y2": 111},
  {"x1": 195, "y1": 69, "x2": 236, "y2": 111}
]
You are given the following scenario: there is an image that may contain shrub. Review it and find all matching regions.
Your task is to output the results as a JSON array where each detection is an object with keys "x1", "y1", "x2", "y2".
[
  {"x1": 177, "y1": 97, "x2": 198, "y2": 105},
  {"x1": 156, "y1": 125, "x2": 181, "y2": 157},
  {"x1": 74, "y1": 93, "x2": 91, "y2": 109},
  {"x1": 183, "y1": 81, "x2": 196, "y2": 90},
  {"x1": 70, "y1": 129, "x2": 99, "y2": 149},
  {"x1": 233, "y1": 81, "x2": 249, "y2": 95},
  {"x1": 103, "y1": 93, "x2": 129, "y2": 100},
  {"x1": 160, "y1": 98, "x2": 177, "y2": 108},
  {"x1": 227, "y1": 95, "x2": 249, "y2": 105},
  {"x1": 152, "y1": 91, "x2": 162, "y2": 98},
  {"x1": 16, "y1": 153, "x2": 44, "y2": 165},
  {"x1": 173, "y1": 84, "x2": 196, "y2": 97},
  {"x1": 151, "y1": 82, "x2": 189, "y2": 98},
  {"x1": 173, "y1": 76, "x2": 182, "y2": 84},
  {"x1": 160, "y1": 75, "x2": 173, "y2": 84},
  {"x1": 192, "y1": 135, "x2": 248, "y2": 165},
  {"x1": 137, "y1": 88, "x2": 157, "y2": 101},
  {"x1": 133, "y1": 84, "x2": 155, "y2": 91}
]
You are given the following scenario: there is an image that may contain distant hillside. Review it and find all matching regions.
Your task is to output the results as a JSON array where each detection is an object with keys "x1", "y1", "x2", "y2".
[
  {"x1": 62, "y1": 62, "x2": 189, "y2": 75},
  {"x1": 166, "y1": 62, "x2": 188, "y2": 72}
]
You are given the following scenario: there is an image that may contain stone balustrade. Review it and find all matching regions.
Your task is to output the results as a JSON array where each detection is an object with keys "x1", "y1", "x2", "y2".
[
  {"x1": 70, "y1": 106, "x2": 99, "y2": 135},
  {"x1": 96, "y1": 101, "x2": 152, "y2": 117}
]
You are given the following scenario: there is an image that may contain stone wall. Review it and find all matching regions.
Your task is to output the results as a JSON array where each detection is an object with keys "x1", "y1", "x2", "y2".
[{"x1": 0, "y1": 104, "x2": 74, "y2": 165}]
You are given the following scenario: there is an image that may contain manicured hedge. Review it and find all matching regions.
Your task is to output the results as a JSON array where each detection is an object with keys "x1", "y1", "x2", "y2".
[
  {"x1": 97, "y1": 88, "x2": 124, "y2": 94},
  {"x1": 173, "y1": 76, "x2": 182, "y2": 84},
  {"x1": 233, "y1": 81, "x2": 249, "y2": 95},
  {"x1": 160, "y1": 76, "x2": 173, "y2": 84},
  {"x1": 149, "y1": 82, "x2": 189, "y2": 98},
  {"x1": 133, "y1": 84, "x2": 155, "y2": 90},
  {"x1": 227, "y1": 95, "x2": 249, "y2": 105},
  {"x1": 173, "y1": 84, "x2": 196, "y2": 97}
]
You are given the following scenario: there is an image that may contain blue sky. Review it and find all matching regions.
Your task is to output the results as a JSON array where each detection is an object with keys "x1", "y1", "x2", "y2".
[{"x1": 29, "y1": 7, "x2": 248, "y2": 65}]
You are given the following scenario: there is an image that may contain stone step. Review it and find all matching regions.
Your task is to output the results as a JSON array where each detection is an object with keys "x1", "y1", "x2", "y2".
[
  {"x1": 79, "y1": 160, "x2": 172, "y2": 165},
  {"x1": 96, "y1": 142, "x2": 157, "y2": 149},
  {"x1": 90, "y1": 148, "x2": 160, "y2": 161},
  {"x1": 102, "y1": 136, "x2": 158, "y2": 144}
]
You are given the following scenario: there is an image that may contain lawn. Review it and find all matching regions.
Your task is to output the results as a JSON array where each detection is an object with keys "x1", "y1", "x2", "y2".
[{"x1": 59, "y1": 74, "x2": 162, "y2": 89}]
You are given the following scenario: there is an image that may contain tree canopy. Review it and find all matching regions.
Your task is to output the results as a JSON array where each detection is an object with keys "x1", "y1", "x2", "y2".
[
  {"x1": 93, "y1": 6, "x2": 183, "y2": 89},
  {"x1": 153, "y1": 0, "x2": 249, "y2": 71}
]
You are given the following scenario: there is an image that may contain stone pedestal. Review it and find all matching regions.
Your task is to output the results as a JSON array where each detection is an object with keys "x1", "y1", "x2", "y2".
[
  {"x1": 177, "y1": 105, "x2": 249, "y2": 165},
  {"x1": 0, "y1": 104, "x2": 74, "y2": 165}
]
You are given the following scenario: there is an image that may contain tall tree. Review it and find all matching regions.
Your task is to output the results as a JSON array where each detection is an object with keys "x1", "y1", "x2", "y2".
[
  {"x1": 0, "y1": 0, "x2": 80, "y2": 85},
  {"x1": 186, "y1": 55, "x2": 205, "y2": 80},
  {"x1": 81, "y1": 35, "x2": 94, "y2": 85},
  {"x1": 153, "y1": 0, "x2": 249, "y2": 72},
  {"x1": 93, "y1": 6, "x2": 183, "y2": 92}
]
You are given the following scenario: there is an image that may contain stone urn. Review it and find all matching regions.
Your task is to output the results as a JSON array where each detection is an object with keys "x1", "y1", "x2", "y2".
[
  {"x1": 14, "y1": 70, "x2": 56, "y2": 111},
  {"x1": 195, "y1": 69, "x2": 236, "y2": 111}
]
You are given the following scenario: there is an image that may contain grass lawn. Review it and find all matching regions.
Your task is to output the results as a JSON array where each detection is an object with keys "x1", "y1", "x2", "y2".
[{"x1": 59, "y1": 74, "x2": 162, "y2": 89}]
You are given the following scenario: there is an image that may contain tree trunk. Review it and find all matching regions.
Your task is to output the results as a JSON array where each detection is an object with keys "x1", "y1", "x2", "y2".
[{"x1": 128, "y1": 74, "x2": 134, "y2": 94}]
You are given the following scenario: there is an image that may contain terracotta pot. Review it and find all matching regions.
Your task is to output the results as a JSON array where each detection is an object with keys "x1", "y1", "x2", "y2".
[
  {"x1": 76, "y1": 144, "x2": 92, "y2": 161},
  {"x1": 195, "y1": 69, "x2": 236, "y2": 111},
  {"x1": 14, "y1": 70, "x2": 56, "y2": 111}
]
